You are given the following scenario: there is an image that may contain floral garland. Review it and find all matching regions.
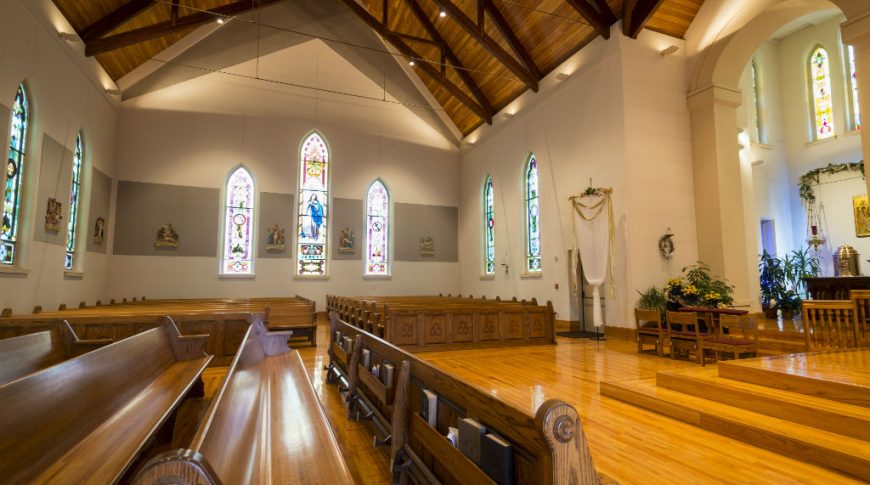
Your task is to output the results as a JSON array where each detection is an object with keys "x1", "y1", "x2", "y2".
[{"x1": 799, "y1": 161, "x2": 864, "y2": 204}]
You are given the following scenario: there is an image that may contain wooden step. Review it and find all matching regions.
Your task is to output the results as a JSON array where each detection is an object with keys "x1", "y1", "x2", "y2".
[
  {"x1": 757, "y1": 338, "x2": 806, "y2": 354},
  {"x1": 600, "y1": 379, "x2": 870, "y2": 481},
  {"x1": 718, "y1": 351, "x2": 870, "y2": 408},
  {"x1": 656, "y1": 367, "x2": 870, "y2": 441}
]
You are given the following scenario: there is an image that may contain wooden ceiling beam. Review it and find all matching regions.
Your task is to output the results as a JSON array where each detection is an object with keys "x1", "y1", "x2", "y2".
[
  {"x1": 592, "y1": 0, "x2": 617, "y2": 25},
  {"x1": 564, "y1": 0, "x2": 614, "y2": 39},
  {"x1": 79, "y1": 0, "x2": 156, "y2": 42},
  {"x1": 404, "y1": 0, "x2": 494, "y2": 116},
  {"x1": 624, "y1": 0, "x2": 665, "y2": 38},
  {"x1": 482, "y1": 0, "x2": 540, "y2": 80},
  {"x1": 85, "y1": 0, "x2": 285, "y2": 56},
  {"x1": 338, "y1": 0, "x2": 493, "y2": 124},
  {"x1": 428, "y1": 0, "x2": 539, "y2": 92}
]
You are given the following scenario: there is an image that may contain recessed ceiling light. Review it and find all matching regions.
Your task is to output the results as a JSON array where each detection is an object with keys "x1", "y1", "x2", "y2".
[
  {"x1": 216, "y1": 17, "x2": 225, "y2": 24},
  {"x1": 439, "y1": 10, "x2": 446, "y2": 18}
]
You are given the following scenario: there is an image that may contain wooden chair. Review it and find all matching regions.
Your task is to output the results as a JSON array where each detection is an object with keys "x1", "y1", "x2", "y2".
[
  {"x1": 634, "y1": 308, "x2": 667, "y2": 356},
  {"x1": 701, "y1": 314, "x2": 758, "y2": 363},
  {"x1": 667, "y1": 311, "x2": 710, "y2": 365},
  {"x1": 850, "y1": 290, "x2": 870, "y2": 342},
  {"x1": 802, "y1": 300, "x2": 861, "y2": 351},
  {"x1": 1, "y1": 308, "x2": 10, "y2": 317},
  {"x1": 32, "y1": 306, "x2": 42, "y2": 314}
]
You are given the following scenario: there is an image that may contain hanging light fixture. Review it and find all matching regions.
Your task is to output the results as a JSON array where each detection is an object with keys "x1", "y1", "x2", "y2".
[{"x1": 806, "y1": 201, "x2": 827, "y2": 251}]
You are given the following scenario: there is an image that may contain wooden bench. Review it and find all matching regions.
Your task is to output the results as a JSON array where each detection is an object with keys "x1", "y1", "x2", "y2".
[
  {"x1": 0, "y1": 319, "x2": 212, "y2": 484},
  {"x1": 0, "y1": 320, "x2": 111, "y2": 385},
  {"x1": 327, "y1": 312, "x2": 605, "y2": 485},
  {"x1": 132, "y1": 316, "x2": 352, "y2": 484}
]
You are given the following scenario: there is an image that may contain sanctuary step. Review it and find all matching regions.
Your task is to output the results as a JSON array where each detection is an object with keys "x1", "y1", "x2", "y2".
[{"x1": 600, "y1": 349, "x2": 870, "y2": 481}]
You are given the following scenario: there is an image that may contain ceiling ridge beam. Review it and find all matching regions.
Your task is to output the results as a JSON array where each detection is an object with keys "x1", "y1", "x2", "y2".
[
  {"x1": 565, "y1": 0, "x2": 614, "y2": 39},
  {"x1": 338, "y1": 0, "x2": 493, "y2": 124},
  {"x1": 427, "y1": 0, "x2": 539, "y2": 92},
  {"x1": 591, "y1": 0, "x2": 617, "y2": 25},
  {"x1": 624, "y1": 0, "x2": 665, "y2": 38},
  {"x1": 482, "y1": 0, "x2": 540, "y2": 81},
  {"x1": 79, "y1": 0, "x2": 157, "y2": 42},
  {"x1": 85, "y1": 0, "x2": 284, "y2": 57},
  {"x1": 404, "y1": 0, "x2": 494, "y2": 115}
]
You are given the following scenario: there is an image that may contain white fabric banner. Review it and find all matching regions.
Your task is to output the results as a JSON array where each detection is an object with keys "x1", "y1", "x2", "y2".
[{"x1": 573, "y1": 195, "x2": 612, "y2": 327}]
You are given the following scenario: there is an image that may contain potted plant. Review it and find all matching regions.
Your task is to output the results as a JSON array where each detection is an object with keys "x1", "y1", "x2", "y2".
[
  {"x1": 664, "y1": 262, "x2": 735, "y2": 309},
  {"x1": 636, "y1": 286, "x2": 667, "y2": 315},
  {"x1": 757, "y1": 248, "x2": 821, "y2": 319},
  {"x1": 758, "y1": 251, "x2": 784, "y2": 318}
]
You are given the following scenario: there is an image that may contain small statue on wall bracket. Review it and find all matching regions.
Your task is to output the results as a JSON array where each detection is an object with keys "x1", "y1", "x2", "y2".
[
  {"x1": 155, "y1": 223, "x2": 179, "y2": 248},
  {"x1": 266, "y1": 224, "x2": 285, "y2": 251},
  {"x1": 419, "y1": 236, "x2": 435, "y2": 256},
  {"x1": 658, "y1": 228, "x2": 675, "y2": 260},
  {"x1": 44, "y1": 198, "x2": 63, "y2": 232},
  {"x1": 339, "y1": 227, "x2": 355, "y2": 254},
  {"x1": 93, "y1": 217, "x2": 106, "y2": 245}
]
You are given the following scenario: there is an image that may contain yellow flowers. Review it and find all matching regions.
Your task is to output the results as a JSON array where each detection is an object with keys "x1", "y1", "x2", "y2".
[
  {"x1": 667, "y1": 278, "x2": 683, "y2": 287},
  {"x1": 703, "y1": 292, "x2": 720, "y2": 301},
  {"x1": 683, "y1": 284, "x2": 699, "y2": 296}
]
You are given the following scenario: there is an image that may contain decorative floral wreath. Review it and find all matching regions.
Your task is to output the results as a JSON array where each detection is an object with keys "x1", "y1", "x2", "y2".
[{"x1": 658, "y1": 229, "x2": 675, "y2": 260}]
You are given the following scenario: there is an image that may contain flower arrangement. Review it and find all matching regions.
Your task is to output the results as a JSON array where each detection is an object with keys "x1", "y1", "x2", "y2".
[{"x1": 663, "y1": 262, "x2": 734, "y2": 309}]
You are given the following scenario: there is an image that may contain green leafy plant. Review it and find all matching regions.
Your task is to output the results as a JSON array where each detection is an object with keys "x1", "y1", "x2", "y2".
[
  {"x1": 757, "y1": 247, "x2": 820, "y2": 314},
  {"x1": 636, "y1": 286, "x2": 667, "y2": 313},
  {"x1": 663, "y1": 261, "x2": 735, "y2": 309},
  {"x1": 799, "y1": 161, "x2": 864, "y2": 204}
]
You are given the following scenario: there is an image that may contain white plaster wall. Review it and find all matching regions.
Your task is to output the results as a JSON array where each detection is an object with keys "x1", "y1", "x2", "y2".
[{"x1": 0, "y1": 0, "x2": 117, "y2": 313}]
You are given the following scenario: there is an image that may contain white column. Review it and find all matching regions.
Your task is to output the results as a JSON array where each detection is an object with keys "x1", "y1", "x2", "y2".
[
  {"x1": 687, "y1": 84, "x2": 761, "y2": 309},
  {"x1": 842, "y1": 12, "x2": 870, "y2": 196}
]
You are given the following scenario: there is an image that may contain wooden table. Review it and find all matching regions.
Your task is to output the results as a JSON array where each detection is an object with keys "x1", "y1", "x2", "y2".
[{"x1": 803, "y1": 276, "x2": 870, "y2": 300}]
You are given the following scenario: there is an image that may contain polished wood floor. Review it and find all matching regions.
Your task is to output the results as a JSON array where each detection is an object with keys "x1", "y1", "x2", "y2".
[{"x1": 204, "y1": 321, "x2": 864, "y2": 484}]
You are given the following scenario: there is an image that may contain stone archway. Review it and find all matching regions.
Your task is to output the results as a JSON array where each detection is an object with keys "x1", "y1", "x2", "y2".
[{"x1": 686, "y1": 0, "x2": 870, "y2": 309}]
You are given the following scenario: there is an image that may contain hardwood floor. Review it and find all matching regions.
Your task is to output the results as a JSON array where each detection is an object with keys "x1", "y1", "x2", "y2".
[{"x1": 205, "y1": 322, "x2": 864, "y2": 484}]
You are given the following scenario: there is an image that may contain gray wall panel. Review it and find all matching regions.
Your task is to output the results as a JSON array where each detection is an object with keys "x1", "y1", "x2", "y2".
[
  {"x1": 395, "y1": 203, "x2": 458, "y2": 262},
  {"x1": 332, "y1": 197, "x2": 363, "y2": 261},
  {"x1": 0, "y1": 105, "x2": 8, "y2": 156},
  {"x1": 113, "y1": 181, "x2": 219, "y2": 257},
  {"x1": 86, "y1": 168, "x2": 111, "y2": 254},
  {"x1": 257, "y1": 192, "x2": 293, "y2": 259},
  {"x1": 34, "y1": 136, "x2": 72, "y2": 246}
]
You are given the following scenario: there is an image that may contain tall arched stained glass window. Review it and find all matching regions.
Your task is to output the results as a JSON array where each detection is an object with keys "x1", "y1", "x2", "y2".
[
  {"x1": 297, "y1": 132, "x2": 329, "y2": 276},
  {"x1": 221, "y1": 166, "x2": 255, "y2": 275},
  {"x1": 525, "y1": 154, "x2": 541, "y2": 273},
  {"x1": 65, "y1": 133, "x2": 83, "y2": 270},
  {"x1": 810, "y1": 47, "x2": 835, "y2": 139},
  {"x1": 848, "y1": 45, "x2": 861, "y2": 131},
  {"x1": 2, "y1": 84, "x2": 29, "y2": 266},
  {"x1": 365, "y1": 179, "x2": 390, "y2": 276},
  {"x1": 483, "y1": 176, "x2": 495, "y2": 275}
]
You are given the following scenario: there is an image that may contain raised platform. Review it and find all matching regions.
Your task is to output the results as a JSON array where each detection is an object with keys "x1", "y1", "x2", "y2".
[{"x1": 601, "y1": 349, "x2": 870, "y2": 482}]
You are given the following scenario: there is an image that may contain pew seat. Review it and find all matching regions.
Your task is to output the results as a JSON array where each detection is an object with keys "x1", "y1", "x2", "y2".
[
  {"x1": 0, "y1": 320, "x2": 110, "y2": 385},
  {"x1": 0, "y1": 320, "x2": 211, "y2": 484},
  {"x1": 133, "y1": 317, "x2": 352, "y2": 484}
]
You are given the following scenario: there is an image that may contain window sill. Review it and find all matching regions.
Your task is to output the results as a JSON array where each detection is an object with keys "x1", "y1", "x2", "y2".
[
  {"x1": 805, "y1": 135, "x2": 838, "y2": 146},
  {"x1": 363, "y1": 274, "x2": 392, "y2": 280},
  {"x1": 0, "y1": 266, "x2": 30, "y2": 277},
  {"x1": 751, "y1": 141, "x2": 774, "y2": 150},
  {"x1": 219, "y1": 273, "x2": 255, "y2": 280},
  {"x1": 845, "y1": 129, "x2": 862, "y2": 137},
  {"x1": 293, "y1": 274, "x2": 330, "y2": 281},
  {"x1": 480, "y1": 273, "x2": 496, "y2": 281},
  {"x1": 64, "y1": 271, "x2": 84, "y2": 280},
  {"x1": 520, "y1": 271, "x2": 543, "y2": 279}
]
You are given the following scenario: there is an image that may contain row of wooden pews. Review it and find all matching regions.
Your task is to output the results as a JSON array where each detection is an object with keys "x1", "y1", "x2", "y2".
[
  {"x1": 0, "y1": 296, "x2": 317, "y2": 365},
  {"x1": 327, "y1": 311, "x2": 608, "y2": 485},
  {"x1": 327, "y1": 294, "x2": 555, "y2": 352}
]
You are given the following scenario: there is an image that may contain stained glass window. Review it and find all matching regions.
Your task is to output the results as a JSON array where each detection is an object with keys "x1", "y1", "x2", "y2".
[
  {"x1": 483, "y1": 176, "x2": 495, "y2": 275},
  {"x1": 2, "y1": 84, "x2": 29, "y2": 266},
  {"x1": 525, "y1": 155, "x2": 541, "y2": 272},
  {"x1": 811, "y1": 47, "x2": 835, "y2": 139},
  {"x1": 65, "y1": 133, "x2": 83, "y2": 270},
  {"x1": 222, "y1": 166, "x2": 255, "y2": 275},
  {"x1": 751, "y1": 60, "x2": 765, "y2": 143},
  {"x1": 848, "y1": 45, "x2": 861, "y2": 131},
  {"x1": 297, "y1": 132, "x2": 329, "y2": 276},
  {"x1": 365, "y1": 179, "x2": 389, "y2": 276}
]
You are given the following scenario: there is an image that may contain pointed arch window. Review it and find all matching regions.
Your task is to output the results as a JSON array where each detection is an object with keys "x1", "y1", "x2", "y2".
[
  {"x1": 2, "y1": 84, "x2": 29, "y2": 266},
  {"x1": 221, "y1": 166, "x2": 255, "y2": 275},
  {"x1": 297, "y1": 132, "x2": 329, "y2": 276},
  {"x1": 65, "y1": 133, "x2": 83, "y2": 270},
  {"x1": 751, "y1": 59, "x2": 766, "y2": 143},
  {"x1": 847, "y1": 45, "x2": 861, "y2": 131},
  {"x1": 483, "y1": 176, "x2": 495, "y2": 275},
  {"x1": 525, "y1": 154, "x2": 541, "y2": 273},
  {"x1": 810, "y1": 47, "x2": 835, "y2": 139},
  {"x1": 365, "y1": 179, "x2": 390, "y2": 276}
]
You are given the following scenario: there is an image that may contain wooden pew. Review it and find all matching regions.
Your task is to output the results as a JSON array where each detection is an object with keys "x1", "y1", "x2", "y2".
[
  {"x1": 327, "y1": 312, "x2": 604, "y2": 485},
  {"x1": 0, "y1": 320, "x2": 111, "y2": 385},
  {"x1": 132, "y1": 317, "x2": 352, "y2": 484},
  {"x1": 0, "y1": 319, "x2": 211, "y2": 484}
]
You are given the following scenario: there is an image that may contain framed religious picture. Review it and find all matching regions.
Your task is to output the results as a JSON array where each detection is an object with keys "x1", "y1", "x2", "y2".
[
  {"x1": 44, "y1": 198, "x2": 62, "y2": 232},
  {"x1": 853, "y1": 195, "x2": 870, "y2": 237},
  {"x1": 93, "y1": 217, "x2": 106, "y2": 245},
  {"x1": 155, "y1": 223, "x2": 179, "y2": 247},
  {"x1": 339, "y1": 228, "x2": 355, "y2": 254},
  {"x1": 419, "y1": 236, "x2": 435, "y2": 256},
  {"x1": 266, "y1": 224, "x2": 285, "y2": 251}
]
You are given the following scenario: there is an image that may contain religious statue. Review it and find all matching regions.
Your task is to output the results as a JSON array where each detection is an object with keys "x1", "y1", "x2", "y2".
[
  {"x1": 155, "y1": 223, "x2": 179, "y2": 247},
  {"x1": 419, "y1": 236, "x2": 435, "y2": 256},
  {"x1": 266, "y1": 224, "x2": 285, "y2": 251},
  {"x1": 93, "y1": 217, "x2": 106, "y2": 245},
  {"x1": 339, "y1": 228, "x2": 355, "y2": 253},
  {"x1": 44, "y1": 198, "x2": 63, "y2": 232},
  {"x1": 303, "y1": 193, "x2": 324, "y2": 240}
]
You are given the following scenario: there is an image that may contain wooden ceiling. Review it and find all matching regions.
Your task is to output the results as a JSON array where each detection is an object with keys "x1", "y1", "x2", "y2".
[{"x1": 52, "y1": 0, "x2": 704, "y2": 136}]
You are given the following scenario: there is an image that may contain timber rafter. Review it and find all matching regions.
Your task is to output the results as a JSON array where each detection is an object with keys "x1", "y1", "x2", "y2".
[{"x1": 623, "y1": 0, "x2": 666, "y2": 38}]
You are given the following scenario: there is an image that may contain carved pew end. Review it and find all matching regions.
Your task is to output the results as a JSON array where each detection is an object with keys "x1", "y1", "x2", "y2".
[{"x1": 132, "y1": 449, "x2": 220, "y2": 485}]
